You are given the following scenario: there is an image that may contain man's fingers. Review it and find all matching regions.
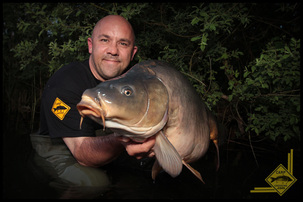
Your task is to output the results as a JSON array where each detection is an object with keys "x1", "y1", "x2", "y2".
[
  {"x1": 119, "y1": 136, "x2": 156, "y2": 159},
  {"x1": 117, "y1": 136, "x2": 131, "y2": 143}
]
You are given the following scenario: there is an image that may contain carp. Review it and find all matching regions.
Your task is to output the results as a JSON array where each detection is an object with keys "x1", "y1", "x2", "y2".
[{"x1": 77, "y1": 60, "x2": 219, "y2": 183}]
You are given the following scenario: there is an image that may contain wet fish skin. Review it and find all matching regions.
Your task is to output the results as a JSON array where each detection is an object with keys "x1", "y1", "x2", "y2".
[
  {"x1": 149, "y1": 61, "x2": 210, "y2": 163},
  {"x1": 77, "y1": 60, "x2": 219, "y2": 182}
]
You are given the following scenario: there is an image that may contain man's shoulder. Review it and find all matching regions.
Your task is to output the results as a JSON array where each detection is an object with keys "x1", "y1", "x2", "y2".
[
  {"x1": 46, "y1": 60, "x2": 98, "y2": 91},
  {"x1": 48, "y1": 60, "x2": 90, "y2": 84},
  {"x1": 41, "y1": 60, "x2": 99, "y2": 104},
  {"x1": 39, "y1": 60, "x2": 100, "y2": 138}
]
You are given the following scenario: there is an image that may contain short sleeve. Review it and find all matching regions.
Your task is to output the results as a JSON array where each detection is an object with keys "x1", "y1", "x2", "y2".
[
  {"x1": 40, "y1": 82, "x2": 101, "y2": 138},
  {"x1": 38, "y1": 60, "x2": 102, "y2": 138}
]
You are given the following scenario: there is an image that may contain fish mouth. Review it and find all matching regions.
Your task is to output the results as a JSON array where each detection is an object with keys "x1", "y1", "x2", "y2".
[{"x1": 76, "y1": 95, "x2": 106, "y2": 130}]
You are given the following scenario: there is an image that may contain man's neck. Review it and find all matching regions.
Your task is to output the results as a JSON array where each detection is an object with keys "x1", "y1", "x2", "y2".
[{"x1": 89, "y1": 56, "x2": 106, "y2": 82}]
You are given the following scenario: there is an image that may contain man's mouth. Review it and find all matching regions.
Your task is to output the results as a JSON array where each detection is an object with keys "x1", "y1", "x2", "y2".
[{"x1": 103, "y1": 58, "x2": 120, "y2": 63}]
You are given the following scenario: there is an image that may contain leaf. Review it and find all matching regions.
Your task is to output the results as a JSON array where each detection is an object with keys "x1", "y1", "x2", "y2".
[
  {"x1": 41, "y1": 4, "x2": 47, "y2": 11},
  {"x1": 76, "y1": 10, "x2": 81, "y2": 17},
  {"x1": 209, "y1": 23, "x2": 216, "y2": 31},
  {"x1": 191, "y1": 17, "x2": 200, "y2": 25},
  {"x1": 191, "y1": 36, "x2": 201, "y2": 42},
  {"x1": 243, "y1": 71, "x2": 250, "y2": 78},
  {"x1": 228, "y1": 94, "x2": 233, "y2": 101},
  {"x1": 200, "y1": 33, "x2": 208, "y2": 51}
]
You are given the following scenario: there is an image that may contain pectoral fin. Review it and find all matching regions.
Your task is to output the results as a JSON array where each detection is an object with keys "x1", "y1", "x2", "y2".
[{"x1": 153, "y1": 131, "x2": 183, "y2": 178}]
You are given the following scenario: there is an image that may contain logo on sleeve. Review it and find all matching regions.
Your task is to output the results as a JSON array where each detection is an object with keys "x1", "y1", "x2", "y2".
[{"x1": 51, "y1": 97, "x2": 71, "y2": 120}]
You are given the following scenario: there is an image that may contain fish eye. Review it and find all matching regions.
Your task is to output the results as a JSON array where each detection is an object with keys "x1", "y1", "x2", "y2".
[{"x1": 121, "y1": 87, "x2": 133, "y2": 96}]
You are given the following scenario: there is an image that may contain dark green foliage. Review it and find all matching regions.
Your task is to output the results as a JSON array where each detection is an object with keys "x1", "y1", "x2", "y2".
[{"x1": 3, "y1": 3, "x2": 300, "y2": 144}]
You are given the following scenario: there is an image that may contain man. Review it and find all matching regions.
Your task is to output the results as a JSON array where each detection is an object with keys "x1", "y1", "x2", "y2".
[{"x1": 30, "y1": 15, "x2": 155, "y2": 199}]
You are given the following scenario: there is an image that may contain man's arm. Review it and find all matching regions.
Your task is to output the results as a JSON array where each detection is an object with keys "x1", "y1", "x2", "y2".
[
  {"x1": 63, "y1": 134, "x2": 124, "y2": 167},
  {"x1": 63, "y1": 135, "x2": 156, "y2": 167}
]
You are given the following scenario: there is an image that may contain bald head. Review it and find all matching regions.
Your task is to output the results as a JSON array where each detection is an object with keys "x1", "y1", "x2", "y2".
[
  {"x1": 87, "y1": 15, "x2": 138, "y2": 81},
  {"x1": 91, "y1": 15, "x2": 136, "y2": 44}
]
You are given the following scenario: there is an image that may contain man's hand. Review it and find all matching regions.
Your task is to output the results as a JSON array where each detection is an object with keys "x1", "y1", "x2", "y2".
[{"x1": 118, "y1": 136, "x2": 156, "y2": 159}]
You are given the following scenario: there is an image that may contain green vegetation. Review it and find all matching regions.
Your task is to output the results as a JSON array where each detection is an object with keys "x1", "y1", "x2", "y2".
[{"x1": 3, "y1": 3, "x2": 300, "y2": 145}]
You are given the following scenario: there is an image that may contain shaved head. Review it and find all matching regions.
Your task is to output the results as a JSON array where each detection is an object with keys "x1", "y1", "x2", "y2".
[
  {"x1": 92, "y1": 15, "x2": 136, "y2": 44},
  {"x1": 88, "y1": 15, "x2": 137, "y2": 81}
]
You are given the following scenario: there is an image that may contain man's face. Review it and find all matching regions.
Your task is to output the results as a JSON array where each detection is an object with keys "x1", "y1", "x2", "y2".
[{"x1": 88, "y1": 15, "x2": 138, "y2": 81}]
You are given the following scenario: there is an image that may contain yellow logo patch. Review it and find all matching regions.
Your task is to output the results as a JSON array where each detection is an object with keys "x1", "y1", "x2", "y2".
[
  {"x1": 265, "y1": 164, "x2": 297, "y2": 196},
  {"x1": 51, "y1": 97, "x2": 71, "y2": 120}
]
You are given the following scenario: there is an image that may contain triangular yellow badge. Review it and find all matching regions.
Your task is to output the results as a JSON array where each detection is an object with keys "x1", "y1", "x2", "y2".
[{"x1": 51, "y1": 97, "x2": 71, "y2": 120}]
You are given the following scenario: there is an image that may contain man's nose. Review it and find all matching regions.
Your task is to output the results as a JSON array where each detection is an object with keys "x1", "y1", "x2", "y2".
[{"x1": 107, "y1": 42, "x2": 118, "y2": 56}]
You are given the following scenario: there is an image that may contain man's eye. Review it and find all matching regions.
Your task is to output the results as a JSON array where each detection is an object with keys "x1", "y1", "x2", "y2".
[
  {"x1": 100, "y1": 39, "x2": 108, "y2": 42},
  {"x1": 119, "y1": 42, "x2": 129, "y2": 46}
]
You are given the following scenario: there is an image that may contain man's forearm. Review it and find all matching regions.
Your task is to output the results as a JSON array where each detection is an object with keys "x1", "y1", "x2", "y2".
[{"x1": 65, "y1": 134, "x2": 124, "y2": 167}]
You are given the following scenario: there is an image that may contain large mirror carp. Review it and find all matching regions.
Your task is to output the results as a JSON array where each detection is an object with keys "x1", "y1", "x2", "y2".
[{"x1": 77, "y1": 60, "x2": 219, "y2": 183}]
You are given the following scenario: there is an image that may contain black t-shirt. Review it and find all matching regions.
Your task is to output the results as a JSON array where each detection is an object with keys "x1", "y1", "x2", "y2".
[{"x1": 39, "y1": 60, "x2": 102, "y2": 138}]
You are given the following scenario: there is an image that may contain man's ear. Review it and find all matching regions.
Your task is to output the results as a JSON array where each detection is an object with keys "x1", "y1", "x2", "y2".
[
  {"x1": 131, "y1": 46, "x2": 138, "y2": 60},
  {"x1": 88, "y1": 37, "x2": 93, "y2": 54}
]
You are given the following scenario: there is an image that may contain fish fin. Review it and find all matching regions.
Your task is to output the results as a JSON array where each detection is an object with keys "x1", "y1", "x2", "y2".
[
  {"x1": 151, "y1": 159, "x2": 162, "y2": 180},
  {"x1": 213, "y1": 139, "x2": 220, "y2": 171},
  {"x1": 182, "y1": 160, "x2": 205, "y2": 184},
  {"x1": 154, "y1": 131, "x2": 183, "y2": 178},
  {"x1": 209, "y1": 112, "x2": 220, "y2": 171}
]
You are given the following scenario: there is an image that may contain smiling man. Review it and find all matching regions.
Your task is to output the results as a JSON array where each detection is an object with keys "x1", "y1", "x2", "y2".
[
  {"x1": 88, "y1": 15, "x2": 137, "y2": 81},
  {"x1": 30, "y1": 15, "x2": 156, "y2": 199}
]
